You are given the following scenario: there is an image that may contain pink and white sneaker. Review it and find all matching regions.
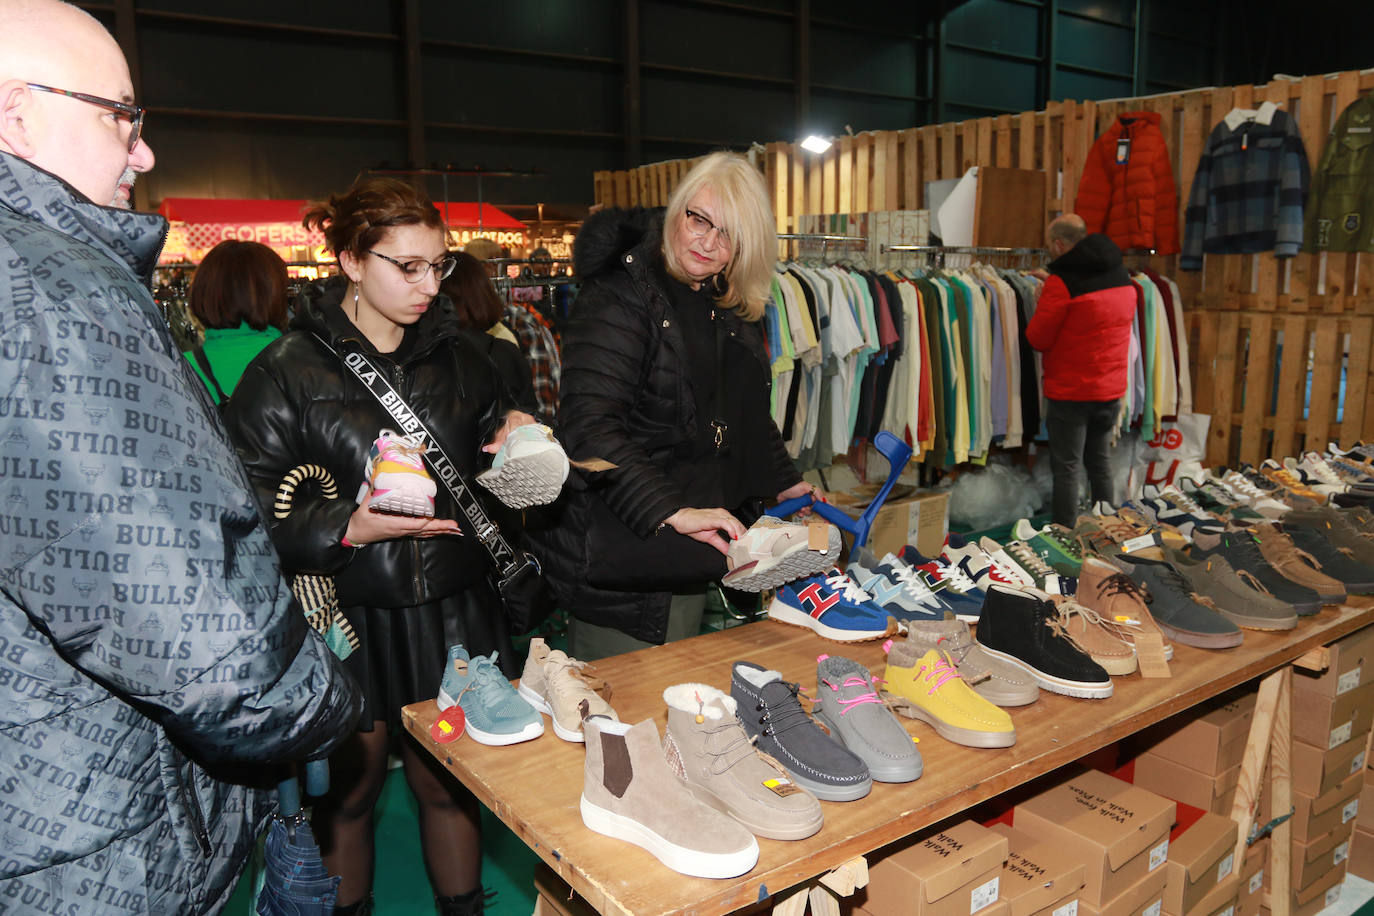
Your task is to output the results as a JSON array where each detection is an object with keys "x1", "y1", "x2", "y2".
[{"x1": 365, "y1": 429, "x2": 437, "y2": 517}]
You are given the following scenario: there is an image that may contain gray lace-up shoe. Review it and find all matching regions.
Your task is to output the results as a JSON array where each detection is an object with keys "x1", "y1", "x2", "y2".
[
  {"x1": 812, "y1": 654, "x2": 922, "y2": 783},
  {"x1": 663, "y1": 683, "x2": 824, "y2": 840},
  {"x1": 731, "y1": 661, "x2": 872, "y2": 802}
]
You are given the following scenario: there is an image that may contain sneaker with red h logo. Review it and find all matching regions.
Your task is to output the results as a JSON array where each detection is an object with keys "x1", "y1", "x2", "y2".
[{"x1": 767, "y1": 570, "x2": 896, "y2": 643}]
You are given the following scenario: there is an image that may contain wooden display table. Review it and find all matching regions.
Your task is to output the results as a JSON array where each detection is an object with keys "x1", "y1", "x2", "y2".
[{"x1": 402, "y1": 599, "x2": 1374, "y2": 916}]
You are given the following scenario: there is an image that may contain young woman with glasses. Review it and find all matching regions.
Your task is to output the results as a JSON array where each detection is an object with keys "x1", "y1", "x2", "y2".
[
  {"x1": 530, "y1": 151, "x2": 814, "y2": 659},
  {"x1": 222, "y1": 176, "x2": 535, "y2": 916}
]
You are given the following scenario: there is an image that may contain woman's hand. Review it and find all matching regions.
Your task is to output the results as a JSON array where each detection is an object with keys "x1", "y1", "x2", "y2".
[
  {"x1": 482, "y1": 410, "x2": 538, "y2": 454},
  {"x1": 775, "y1": 481, "x2": 828, "y2": 517},
  {"x1": 662, "y1": 507, "x2": 746, "y2": 555},
  {"x1": 343, "y1": 497, "x2": 464, "y2": 547}
]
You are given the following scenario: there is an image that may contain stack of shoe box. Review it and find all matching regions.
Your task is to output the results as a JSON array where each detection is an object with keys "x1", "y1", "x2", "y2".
[
  {"x1": 1129, "y1": 689, "x2": 1257, "y2": 816},
  {"x1": 1257, "y1": 626, "x2": 1374, "y2": 916},
  {"x1": 1161, "y1": 809, "x2": 1239, "y2": 916},
  {"x1": 856, "y1": 820, "x2": 1010, "y2": 916},
  {"x1": 1349, "y1": 763, "x2": 1374, "y2": 879},
  {"x1": 1012, "y1": 768, "x2": 1175, "y2": 916}
]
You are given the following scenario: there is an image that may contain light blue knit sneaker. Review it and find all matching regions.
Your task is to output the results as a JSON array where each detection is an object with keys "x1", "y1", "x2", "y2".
[{"x1": 436, "y1": 645, "x2": 544, "y2": 746}]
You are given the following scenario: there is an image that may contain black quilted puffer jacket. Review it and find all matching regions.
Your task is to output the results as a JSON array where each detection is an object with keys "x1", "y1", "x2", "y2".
[
  {"x1": 528, "y1": 208, "x2": 801, "y2": 642},
  {"x1": 224, "y1": 277, "x2": 521, "y2": 609}
]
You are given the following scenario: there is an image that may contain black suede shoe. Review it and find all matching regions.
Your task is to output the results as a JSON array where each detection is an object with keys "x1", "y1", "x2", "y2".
[{"x1": 973, "y1": 585, "x2": 1113, "y2": 699}]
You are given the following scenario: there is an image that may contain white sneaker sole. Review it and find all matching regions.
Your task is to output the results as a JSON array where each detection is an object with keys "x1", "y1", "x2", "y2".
[
  {"x1": 436, "y1": 687, "x2": 545, "y2": 745},
  {"x1": 722, "y1": 527, "x2": 841, "y2": 592},
  {"x1": 368, "y1": 470, "x2": 437, "y2": 517},
  {"x1": 974, "y1": 644, "x2": 1115, "y2": 699},
  {"x1": 517, "y1": 681, "x2": 587, "y2": 743},
  {"x1": 766, "y1": 599, "x2": 894, "y2": 642},
  {"x1": 477, "y1": 447, "x2": 569, "y2": 509},
  {"x1": 579, "y1": 796, "x2": 759, "y2": 879}
]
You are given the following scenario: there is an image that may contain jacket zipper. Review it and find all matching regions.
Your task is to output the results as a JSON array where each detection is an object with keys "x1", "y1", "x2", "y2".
[
  {"x1": 177, "y1": 763, "x2": 212, "y2": 856},
  {"x1": 392, "y1": 363, "x2": 425, "y2": 601}
]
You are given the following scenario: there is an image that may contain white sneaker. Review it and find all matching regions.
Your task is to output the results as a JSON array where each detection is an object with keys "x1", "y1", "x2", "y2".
[
  {"x1": 476, "y1": 423, "x2": 570, "y2": 508},
  {"x1": 977, "y1": 537, "x2": 1037, "y2": 588}
]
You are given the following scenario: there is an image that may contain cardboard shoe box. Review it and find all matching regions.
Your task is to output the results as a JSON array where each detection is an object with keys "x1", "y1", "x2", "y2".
[
  {"x1": 1289, "y1": 769, "x2": 1363, "y2": 844},
  {"x1": 1162, "y1": 812, "x2": 1238, "y2": 916},
  {"x1": 1235, "y1": 838, "x2": 1268, "y2": 916},
  {"x1": 830, "y1": 485, "x2": 950, "y2": 562},
  {"x1": 1260, "y1": 862, "x2": 1346, "y2": 916},
  {"x1": 988, "y1": 824, "x2": 1086, "y2": 916},
  {"x1": 1291, "y1": 679, "x2": 1374, "y2": 750},
  {"x1": 1285, "y1": 823, "x2": 1354, "y2": 891},
  {"x1": 1349, "y1": 826, "x2": 1374, "y2": 880},
  {"x1": 1076, "y1": 868, "x2": 1168, "y2": 916},
  {"x1": 1359, "y1": 769, "x2": 1374, "y2": 832},
  {"x1": 1183, "y1": 874, "x2": 1239, "y2": 916},
  {"x1": 1132, "y1": 754, "x2": 1241, "y2": 815},
  {"x1": 1291, "y1": 735, "x2": 1368, "y2": 798},
  {"x1": 863, "y1": 820, "x2": 1009, "y2": 916},
  {"x1": 1131, "y1": 691, "x2": 1256, "y2": 776},
  {"x1": 1292, "y1": 624, "x2": 1374, "y2": 698},
  {"x1": 1014, "y1": 768, "x2": 1176, "y2": 906}
]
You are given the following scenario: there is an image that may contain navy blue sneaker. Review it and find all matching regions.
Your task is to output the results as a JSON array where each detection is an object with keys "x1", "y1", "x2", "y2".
[
  {"x1": 767, "y1": 570, "x2": 895, "y2": 642},
  {"x1": 898, "y1": 546, "x2": 988, "y2": 621}
]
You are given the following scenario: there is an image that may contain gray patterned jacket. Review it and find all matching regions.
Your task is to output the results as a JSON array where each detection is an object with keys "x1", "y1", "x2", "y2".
[{"x1": 0, "y1": 152, "x2": 361, "y2": 914}]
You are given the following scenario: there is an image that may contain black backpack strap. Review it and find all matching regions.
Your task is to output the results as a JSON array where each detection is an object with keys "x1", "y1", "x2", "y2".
[{"x1": 191, "y1": 344, "x2": 231, "y2": 404}]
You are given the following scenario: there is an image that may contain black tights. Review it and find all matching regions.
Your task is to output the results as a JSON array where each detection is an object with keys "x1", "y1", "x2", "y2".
[{"x1": 312, "y1": 721, "x2": 482, "y2": 907}]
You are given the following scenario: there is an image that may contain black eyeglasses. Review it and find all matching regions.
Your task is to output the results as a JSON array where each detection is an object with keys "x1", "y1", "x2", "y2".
[
  {"x1": 367, "y1": 250, "x2": 457, "y2": 283},
  {"x1": 684, "y1": 207, "x2": 731, "y2": 247},
  {"x1": 27, "y1": 83, "x2": 145, "y2": 152}
]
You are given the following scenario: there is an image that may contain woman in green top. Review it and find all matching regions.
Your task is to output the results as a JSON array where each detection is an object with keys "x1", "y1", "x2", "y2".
[{"x1": 182, "y1": 239, "x2": 289, "y2": 403}]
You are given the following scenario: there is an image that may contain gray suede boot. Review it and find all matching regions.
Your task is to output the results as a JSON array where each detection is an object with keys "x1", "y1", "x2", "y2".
[
  {"x1": 581, "y1": 716, "x2": 759, "y2": 879},
  {"x1": 662, "y1": 683, "x2": 824, "y2": 841}
]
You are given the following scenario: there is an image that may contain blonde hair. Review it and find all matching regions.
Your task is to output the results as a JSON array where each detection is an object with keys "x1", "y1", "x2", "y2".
[{"x1": 662, "y1": 152, "x2": 775, "y2": 321}]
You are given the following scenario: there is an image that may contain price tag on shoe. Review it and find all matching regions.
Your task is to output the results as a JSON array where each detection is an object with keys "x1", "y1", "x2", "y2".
[
  {"x1": 431, "y1": 705, "x2": 466, "y2": 743},
  {"x1": 1121, "y1": 533, "x2": 1162, "y2": 555},
  {"x1": 807, "y1": 522, "x2": 831, "y2": 552},
  {"x1": 1135, "y1": 633, "x2": 1172, "y2": 678}
]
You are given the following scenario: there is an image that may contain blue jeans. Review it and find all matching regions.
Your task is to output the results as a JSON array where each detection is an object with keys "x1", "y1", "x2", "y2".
[{"x1": 1045, "y1": 398, "x2": 1119, "y2": 527}]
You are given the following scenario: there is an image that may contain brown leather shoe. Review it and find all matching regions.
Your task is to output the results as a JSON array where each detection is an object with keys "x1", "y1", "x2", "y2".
[{"x1": 1249, "y1": 522, "x2": 1346, "y2": 603}]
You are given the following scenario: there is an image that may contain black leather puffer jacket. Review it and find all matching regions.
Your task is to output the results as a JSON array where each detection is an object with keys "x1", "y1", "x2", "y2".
[
  {"x1": 224, "y1": 276, "x2": 517, "y2": 608},
  {"x1": 528, "y1": 208, "x2": 801, "y2": 642}
]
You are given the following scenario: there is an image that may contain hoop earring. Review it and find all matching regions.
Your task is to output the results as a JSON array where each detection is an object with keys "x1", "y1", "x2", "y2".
[{"x1": 711, "y1": 272, "x2": 727, "y2": 295}]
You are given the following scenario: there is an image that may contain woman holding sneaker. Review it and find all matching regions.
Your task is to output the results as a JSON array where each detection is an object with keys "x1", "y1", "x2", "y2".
[
  {"x1": 224, "y1": 177, "x2": 535, "y2": 916},
  {"x1": 532, "y1": 151, "x2": 819, "y2": 659}
]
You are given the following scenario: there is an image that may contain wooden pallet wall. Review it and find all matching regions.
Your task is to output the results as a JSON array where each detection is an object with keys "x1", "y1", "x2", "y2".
[{"x1": 592, "y1": 69, "x2": 1374, "y2": 466}]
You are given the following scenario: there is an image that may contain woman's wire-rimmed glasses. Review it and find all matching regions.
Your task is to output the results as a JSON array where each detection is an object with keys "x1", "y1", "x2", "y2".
[{"x1": 367, "y1": 250, "x2": 457, "y2": 283}]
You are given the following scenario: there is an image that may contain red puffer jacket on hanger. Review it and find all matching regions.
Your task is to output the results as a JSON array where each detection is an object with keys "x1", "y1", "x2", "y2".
[{"x1": 1076, "y1": 110, "x2": 1180, "y2": 255}]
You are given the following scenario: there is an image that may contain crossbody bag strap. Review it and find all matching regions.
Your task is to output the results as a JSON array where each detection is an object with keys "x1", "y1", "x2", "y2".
[
  {"x1": 315, "y1": 334, "x2": 526, "y2": 580},
  {"x1": 191, "y1": 344, "x2": 231, "y2": 404}
]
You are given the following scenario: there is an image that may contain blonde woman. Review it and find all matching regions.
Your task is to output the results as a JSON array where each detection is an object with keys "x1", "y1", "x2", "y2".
[{"x1": 531, "y1": 151, "x2": 812, "y2": 658}]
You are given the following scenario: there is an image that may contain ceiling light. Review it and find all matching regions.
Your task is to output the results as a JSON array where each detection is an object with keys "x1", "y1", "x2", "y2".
[{"x1": 801, "y1": 135, "x2": 832, "y2": 154}]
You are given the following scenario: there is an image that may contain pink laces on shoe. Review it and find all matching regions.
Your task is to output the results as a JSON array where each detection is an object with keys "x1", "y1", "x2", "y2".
[
  {"x1": 915, "y1": 656, "x2": 962, "y2": 695},
  {"x1": 820, "y1": 675, "x2": 884, "y2": 716}
]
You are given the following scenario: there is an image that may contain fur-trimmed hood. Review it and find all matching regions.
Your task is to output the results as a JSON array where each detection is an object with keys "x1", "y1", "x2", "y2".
[{"x1": 573, "y1": 206, "x2": 665, "y2": 279}]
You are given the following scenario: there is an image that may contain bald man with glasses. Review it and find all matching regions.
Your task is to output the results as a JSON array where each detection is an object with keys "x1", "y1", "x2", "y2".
[{"x1": 0, "y1": 1, "x2": 360, "y2": 912}]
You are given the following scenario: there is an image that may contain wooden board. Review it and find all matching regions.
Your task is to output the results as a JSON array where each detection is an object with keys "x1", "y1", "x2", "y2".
[
  {"x1": 403, "y1": 603, "x2": 1374, "y2": 916},
  {"x1": 973, "y1": 167, "x2": 1047, "y2": 248}
]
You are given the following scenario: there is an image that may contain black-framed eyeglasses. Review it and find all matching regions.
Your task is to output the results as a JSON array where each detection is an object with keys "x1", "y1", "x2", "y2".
[
  {"x1": 27, "y1": 83, "x2": 145, "y2": 152},
  {"x1": 367, "y1": 250, "x2": 457, "y2": 283},
  {"x1": 684, "y1": 207, "x2": 731, "y2": 247}
]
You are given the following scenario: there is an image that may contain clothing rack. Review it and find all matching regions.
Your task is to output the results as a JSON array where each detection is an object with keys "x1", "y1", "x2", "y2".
[
  {"x1": 777, "y1": 232, "x2": 869, "y2": 263},
  {"x1": 880, "y1": 244, "x2": 1044, "y2": 269}
]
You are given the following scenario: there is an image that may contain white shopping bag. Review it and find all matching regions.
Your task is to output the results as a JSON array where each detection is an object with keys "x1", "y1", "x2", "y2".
[{"x1": 1126, "y1": 412, "x2": 1211, "y2": 498}]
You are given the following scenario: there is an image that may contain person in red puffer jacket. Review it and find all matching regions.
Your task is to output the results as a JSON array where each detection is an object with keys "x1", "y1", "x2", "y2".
[{"x1": 1027, "y1": 215, "x2": 1138, "y2": 526}]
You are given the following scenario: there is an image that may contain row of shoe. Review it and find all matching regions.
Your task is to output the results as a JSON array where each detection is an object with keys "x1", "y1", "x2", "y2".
[{"x1": 582, "y1": 653, "x2": 930, "y2": 879}]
